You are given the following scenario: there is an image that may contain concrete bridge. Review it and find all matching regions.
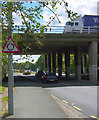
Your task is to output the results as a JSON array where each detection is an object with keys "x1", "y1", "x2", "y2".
[{"x1": 16, "y1": 32, "x2": 99, "y2": 83}]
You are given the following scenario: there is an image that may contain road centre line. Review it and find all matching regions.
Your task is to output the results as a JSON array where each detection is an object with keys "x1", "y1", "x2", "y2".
[
  {"x1": 73, "y1": 106, "x2": 82, "y2": 111},
  {"x1": 62, "y1": 100, "x2": 68, "y2": 103}
]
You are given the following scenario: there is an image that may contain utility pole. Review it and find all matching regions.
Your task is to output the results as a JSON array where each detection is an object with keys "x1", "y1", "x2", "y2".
[{"x1": 8, "y1": 2, "x2": 14, "y2": 115}]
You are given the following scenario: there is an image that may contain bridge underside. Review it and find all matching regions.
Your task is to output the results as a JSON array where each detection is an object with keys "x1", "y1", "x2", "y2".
[
  {"x1": 16, "y1": 33, "x2": 99, "y2": 83},
  {"x1": 17, "y1": 33, "x2": 99, "y2": 54}
]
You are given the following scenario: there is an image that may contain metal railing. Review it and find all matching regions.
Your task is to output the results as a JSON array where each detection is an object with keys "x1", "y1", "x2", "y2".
[
  {"x1": 12, "y1": 25, "x2": 65, "y2": 33},
  {"x1": 63, "y1": 26, "x2": 99, "y2": 34},
  {"x1": 3, "y1": 25, "x2": 99, "y2": 34}
]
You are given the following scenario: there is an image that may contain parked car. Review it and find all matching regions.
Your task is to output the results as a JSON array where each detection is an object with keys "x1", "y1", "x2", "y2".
[
  {"x1": 23, "y1": 70, "x2": 31, "y2": 75},
  {"x1": 35, "y1": 70, "x2": 44, "y2": 78},
  {"x1": 41, "y1": 73, "x2": 58, "y2": 83}
]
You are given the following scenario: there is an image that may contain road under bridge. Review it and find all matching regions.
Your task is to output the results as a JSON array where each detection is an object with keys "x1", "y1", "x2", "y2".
[{"x1": 16, "y1": 32, "x2": 99, "y2": 83}]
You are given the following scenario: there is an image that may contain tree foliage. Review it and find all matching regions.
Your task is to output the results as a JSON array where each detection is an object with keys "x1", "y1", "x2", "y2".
[
  {"x1": 35, "y1": 55, "x2": 44, "y2": 71},
  {"x1": 2, "y1": 1, "x2": 79, "y2": 39},
  {"x1": 1, "y1": 1, "x2": 79, "y2": 79}
]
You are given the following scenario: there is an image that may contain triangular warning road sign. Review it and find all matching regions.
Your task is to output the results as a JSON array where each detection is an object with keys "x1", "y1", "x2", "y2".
[{"x1": 2, "y1": 36, "x2": 20, "y2": 53}]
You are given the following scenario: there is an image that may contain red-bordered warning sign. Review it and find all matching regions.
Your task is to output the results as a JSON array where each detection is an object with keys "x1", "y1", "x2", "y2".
[{"x1": 2, "y1": 36, "x2": 20, "y2": 53}]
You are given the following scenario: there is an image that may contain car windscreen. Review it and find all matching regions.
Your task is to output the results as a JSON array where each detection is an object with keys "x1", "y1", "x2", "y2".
[
  {"x1": 47, "y1": 75, "x2": 56, "y2": 79},
  {"x1": 46, "y1": 73, "x2": 56, "y2": 78}
]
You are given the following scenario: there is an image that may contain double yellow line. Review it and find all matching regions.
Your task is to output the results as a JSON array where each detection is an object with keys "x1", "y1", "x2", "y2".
[
  {"x1": 62, "y1": 100, "x2": 68, "y2": 103},
  {"x1": 62, "y1": 99, "x2": 81, "y2": 111},
  {"x1": 62, "y1": 99, "x2": 99, "y2": 119},
  {"x1": 91, "y1": 115, "x2": 99, "y2": 120},
  {"x1": 73, "y1": 105, "x2": 82, "y2": 111}
]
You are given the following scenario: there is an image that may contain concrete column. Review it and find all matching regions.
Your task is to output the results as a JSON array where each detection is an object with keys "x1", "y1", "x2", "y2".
[
  {"x1": 58, "y1": 51, "x2": 62, "y2": 77},
  {"x1": 48, "y1": 53, "x2": 51, "y2": 73},
  {"x1": 65, "y1": 49, "x2": 70, "y2": 78},
  {"x1": 44, "y1": 54, "x2": 47, "y2": 73},
  {"x1": 74, "y1": 46, "x2": 81, "y2": 81},
  {"x1": 97, "y1": 54, "x2": 99, "y2": 81},
  {"x1": 89, "y1": 41, "x2": 97, "y2": 83},
  {"x1": 52, "y1": 52, "x2": 56, "y2": 74},
  {"x1": 82, "y1": 54, "x2": 87, "y2": 74}
]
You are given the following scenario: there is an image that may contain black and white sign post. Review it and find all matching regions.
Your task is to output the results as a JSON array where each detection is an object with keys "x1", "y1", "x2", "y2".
[{"x1": 2, "y1": 3, "x2": 20, "y2": 115}]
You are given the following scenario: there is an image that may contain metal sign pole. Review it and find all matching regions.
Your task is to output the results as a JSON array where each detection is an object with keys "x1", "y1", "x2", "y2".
[
  {"x1": 8, "y1": 53, "x2": 14, "y2": 114},
  {"x1": 8, "y1": 3, "x2": 14, "y2": 114}
]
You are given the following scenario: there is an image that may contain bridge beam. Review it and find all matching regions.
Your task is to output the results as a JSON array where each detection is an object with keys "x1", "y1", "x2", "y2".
[
  {"x1": 44, "y1": 54, "x2": 47, "y2": 73},
  {"x1": 74, "y1": 46, "x2": 81, "y2": 81},
  {"x1": 48, "y1": 53, "x2": 51, "y2": 73},
  {"x1": 65, "y1": 49, "x2": 70, "y2": 78},
  {"x1": 52, "y1": 52, "x2": 56, "y2": 74},
  {"x1": 89, "y1": 41, "x2": 97, "y2": 83},
  {"x1": 58, "y1": 51, "x2": 62, "y2": 77}
]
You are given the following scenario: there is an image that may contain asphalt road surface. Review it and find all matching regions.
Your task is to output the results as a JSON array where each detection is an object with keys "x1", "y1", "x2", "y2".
[
  {"x1": 46, "y1": 84, "x2": 98, "y2": 118},
  {"x1": 12, "y1": 73, "x2": 99, "y2": 118}
]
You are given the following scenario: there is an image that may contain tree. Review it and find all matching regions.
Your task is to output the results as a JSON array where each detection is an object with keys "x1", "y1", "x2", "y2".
[
  {"x1": 35, "y1": 55, "x2": 44, "y2": 71},
  {"x1": 2, "y1": 1, "x2": 79, "y2": 45},
  {"x1": 1, "y1": 1, "x2": 79, "y2": 79}
]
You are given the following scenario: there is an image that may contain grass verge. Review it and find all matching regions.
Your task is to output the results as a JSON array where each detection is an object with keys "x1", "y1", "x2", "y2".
[{"x1": 0, "y1": 86, "x2": 5, "y2": 93}]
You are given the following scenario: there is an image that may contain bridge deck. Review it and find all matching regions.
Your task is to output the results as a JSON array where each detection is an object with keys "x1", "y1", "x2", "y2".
[{"x1": 15, "y1": 33, "x2": 99, "y2": 54}]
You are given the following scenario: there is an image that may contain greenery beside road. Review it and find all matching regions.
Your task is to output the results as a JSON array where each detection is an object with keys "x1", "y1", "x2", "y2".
[
  {"x1": 0, "y1": 86, "x2": 5, "y2": 93},
  {"x1": 13, "y1": 54, "x2": 89, "y2": 74},
  {"x1": 0, "y1": 86, "x2": 8, "y2": 117},
  {"x1": 1, "y1": 1, "x2": 79, "y2": 80}
]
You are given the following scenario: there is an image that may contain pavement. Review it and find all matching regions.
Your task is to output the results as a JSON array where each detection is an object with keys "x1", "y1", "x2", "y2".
[
  {"x1": 2, "y1": 74, "x2": 99, "y2": 119},
  {"x1": 3, "y1": 76, "x2": 67, "y2": 119}
]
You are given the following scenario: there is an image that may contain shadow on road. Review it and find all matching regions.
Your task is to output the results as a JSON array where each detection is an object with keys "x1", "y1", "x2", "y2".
[{"x1": 2, "y1": 75, "x2": 98, "y2": 88}]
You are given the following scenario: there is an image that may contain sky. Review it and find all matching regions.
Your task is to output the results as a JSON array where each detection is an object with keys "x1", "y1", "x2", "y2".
[
  {"x1": 13, "y1": 55, "x2": 40, "y2": 63},
  {"x1": 42, "y1": 0, "x2": 99, "y2": 26},
  {"x1": 13, "y1": 0, "x2": 99, "y2": 63}
]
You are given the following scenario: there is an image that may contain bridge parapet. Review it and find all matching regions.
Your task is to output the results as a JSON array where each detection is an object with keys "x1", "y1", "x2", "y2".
[{"x1": 5, "y1": 25, "x2": 99, "y2": 34}]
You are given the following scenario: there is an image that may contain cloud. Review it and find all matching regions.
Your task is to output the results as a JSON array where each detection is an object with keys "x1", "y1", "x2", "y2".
[
  {"x1": 13, "y1": 55, "x2": 40, "y2": 63},
  {"x1": 42, "y1": 0, "x2": 99, "y2": 26},
  {"x1": 12, "y1": 1, "x2": 98, "y2": 26},
  {"x1": 13, "y1": 11, "x2": 28, "y2": 25},
  {"x1": 13, "y1": 12, "x2": 22, "y2": 25}
]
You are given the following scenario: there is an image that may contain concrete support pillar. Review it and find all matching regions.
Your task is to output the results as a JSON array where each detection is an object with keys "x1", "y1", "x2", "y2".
[
  {"x1": 98, "y1": 54, "x2": 99, "y2": 67},
  {"x1": 74, "y1": 46, "x2": 81, "y2": 81},
  {"x1": 82, "y1": 54, "x2": 87, "y2": 75},
  {"x1": 58, "y1": 51, "x2": 62, "y2": 77},
  {"x1": 89, "y1": 41, "x2": 97, "y2": 83},
  {"x1": 52, "y1": 53, "x2": 56, "y2": 74},
  {"x1": 98, "y1": 54, "x2": 99, "y2": 81},
  {"x1": 44, "y1": 54, "x2": 47, "y2": 73},
  {"x1": 48, "y1": 53, "x2": 51, "y2": 73},
  {"x1": 65, "y1": 49, "x2": 70, "y2": 78}
]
